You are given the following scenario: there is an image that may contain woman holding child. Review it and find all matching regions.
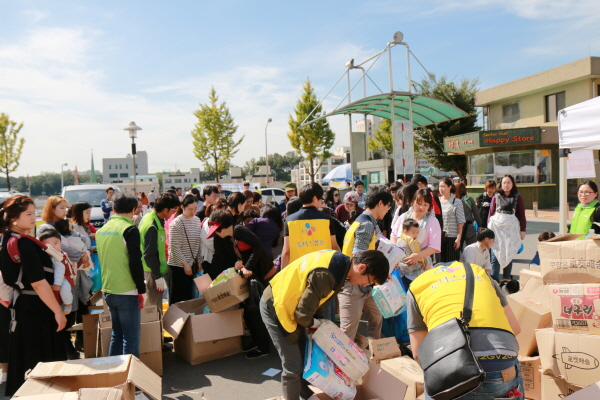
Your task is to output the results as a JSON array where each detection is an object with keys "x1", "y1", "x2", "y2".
[
  {"x1": 391, "y1": 189, "x2": 442, "y2": 286},
  {"x1": 0, "y1": 195, "x2": 67, "y2": 396}
]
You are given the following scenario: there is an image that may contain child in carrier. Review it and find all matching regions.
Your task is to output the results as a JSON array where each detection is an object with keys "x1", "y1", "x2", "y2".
[
  {"x1": 396, "y1": 218, "x2": 430, "y2": 274},
  {"x1": 55, "y1": 219, "x2": 92, "y2": 270},
  {"x1": 39, "y1": 230, "x2": 76, "y2": 314}
]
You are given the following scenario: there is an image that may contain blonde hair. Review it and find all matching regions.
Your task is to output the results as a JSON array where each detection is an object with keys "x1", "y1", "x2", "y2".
[{"x1": 41, "y1": 195, "x2": 68, "y2": 222}]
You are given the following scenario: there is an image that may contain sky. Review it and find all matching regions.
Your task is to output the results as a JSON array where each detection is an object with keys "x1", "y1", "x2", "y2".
[{"x1": 1, "y1": 0, "x2": 599, "y2": 177}]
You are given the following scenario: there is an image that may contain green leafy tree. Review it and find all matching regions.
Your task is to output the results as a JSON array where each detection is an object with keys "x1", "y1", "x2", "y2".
[
  {"x1": 288, "y1": 79, "x2": 335, "y2": 183},
  {"x1": 255, "y1": 151, "x2": 302, "y2": 182},
  {"x1": 413, "y1": 75, "x2": 479, "y2": 181},
  {"x1": 0, "y1": 113, "x2": 25, "y2": 191},
  {"x1": 242, "y1": 158, "x2": 259, "y2": 178},
  {"x1": 191, "y1": 87, "x2": 244, "y2": 182},
  {"x1": 368, "y1": 118, "x2": 393, "y2": 154}
]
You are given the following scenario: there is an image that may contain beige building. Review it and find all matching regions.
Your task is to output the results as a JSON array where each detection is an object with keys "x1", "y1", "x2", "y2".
[
  {"x1": 444, "y1": 57, "x2": 600, "y2": 208},
  {"x1": 292, "y1": 147, "x2": 349, "y2": 187}
]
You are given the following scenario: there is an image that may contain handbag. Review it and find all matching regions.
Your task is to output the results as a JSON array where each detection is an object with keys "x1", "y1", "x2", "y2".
[
  {"x1": 417, "y1": 262, "x2": 485, "y2": 400},
  {"x1": 181, "y1": 219, "x2": 200, "y2": 274}
]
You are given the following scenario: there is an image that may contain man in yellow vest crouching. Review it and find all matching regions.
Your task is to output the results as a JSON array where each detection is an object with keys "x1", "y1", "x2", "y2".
[{"x1": 260, "y1": 249, "x2": 389, "y2": 400}]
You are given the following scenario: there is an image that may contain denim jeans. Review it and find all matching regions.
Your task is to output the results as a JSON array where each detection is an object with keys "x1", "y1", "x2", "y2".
[
  {"x1": 491, "y1": 250, "x2": 512, "y2": 282},
  {"x1": 104, "y1": 294, "x2": 141, "y2": 358},
  {"x1": 425, "y1": 364, "x2": 524, "y2": 400}
]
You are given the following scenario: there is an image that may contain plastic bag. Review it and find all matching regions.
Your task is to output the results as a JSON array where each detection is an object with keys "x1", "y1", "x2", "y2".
[
  {"x1": 303, "y1": 337, "x2": 357, "y2": 400},
  {"x1": 381, "y1": 269, "x2": 410, "y2": 344},
  {"x1": 371, "y1": 274, "x2": 407, "y2": 318},
  {"x1": 89, "y1": 238, "x2": 102, "y2": 294},
  {"x1": 209, "y1": 267, "x2": 237, "y2": 288}
]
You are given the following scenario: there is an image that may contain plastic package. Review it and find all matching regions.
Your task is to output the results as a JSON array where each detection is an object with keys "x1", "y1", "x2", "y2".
[
  {"x1": 209, "y1": 267, "x2": 237, "y2": 287},
  {"x1": 312, "y1": 320, "x2": 369, "y2": 381},
  {"x1": 372, "y1": 274, "x2": 407, "y2": 318},
  {"x1": 377, "y1": 237, "x2": 407, "y2": 275},
  {"x1": 303, "y1": 337, "x2": 356, "y2": 400}
]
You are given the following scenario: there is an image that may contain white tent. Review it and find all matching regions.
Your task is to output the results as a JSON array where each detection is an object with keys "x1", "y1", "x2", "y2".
[{"x1": 557, "y1": 96, "x2": 600, "y2": 232}]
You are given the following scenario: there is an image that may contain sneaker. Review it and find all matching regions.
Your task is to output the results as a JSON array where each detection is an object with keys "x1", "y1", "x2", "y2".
[
  {"x1": 242, "y1": 343, "x2": 257, "y2": 352},
  {"x1": 164, "y1": 336, "x2": 173, "y2": 343},
  {"x1": 245, "y1": 349, "x2": 269, "y2": 360}
]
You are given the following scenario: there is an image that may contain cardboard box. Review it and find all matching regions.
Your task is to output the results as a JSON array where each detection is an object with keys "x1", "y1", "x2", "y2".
[
  {"x1": 519, "y1": 355, "x2": 542, "y2": 400},
  {"x1": 368, "y1": 337, "x2": 401, "y2": 364},
  {"x1": 13, "y1": 387, "x2": 123, "y2": 400},
  {"x1": 507, "y1": 275, "x2": 553, "y2": 356},
  {"x1": 308, "y1": 360, "x2": 409, "y2": 400},
  {"x1": 537, "y1": 234, "x2": 600, "y2": 284},
  {"x1": 563, "y1": 381, "x2": 600, "y2": 399},
  {"x1": 13, "y1": 355, "x2": 161, "y2": 400},
  {"x1": 82, "y1": 313, "x2": 101, "y2": 359},
  {"x1": 536, "y1": 328, "x2": 600, "y2": 387},
  {"x1": 519, "y1": 269, "x2": 541, "y2": 289},
  {"x1": 194, "y1": 273, "x2": 249, "y2": 313},
  {"x1": 379, "y1": 356, "x2": 424, "y2": 400},
  {"x1": 98, "y1": 305, "x2": 160, "y2": 329},
  {"x1": 541, "y1": 374, "x2": 582, "y2": 400},
  {"x1": 549, "y1": 283, "x2": 600, "y2": 335},
  {"x1": 162, "y1": 298, "x2": 244, "y2": 365}
]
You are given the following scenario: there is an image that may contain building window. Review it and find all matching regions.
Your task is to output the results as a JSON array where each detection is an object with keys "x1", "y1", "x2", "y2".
[
  {"x1": 502, "y1": 103, "x2": 520, "y2": 124},
  {"x1": 109, "y1": 173, "x2": 118, "y2": 178},
  {"x1": 120, "y1": 173, "x2": 128, "y2": 178},
  {"x1": 194, "y1": 178, "x2": 197, "y2": 182},
  {"x1": 545, "y1": 91, "x2": 565, "y2": 122},
  {"x1": 174, "y1": 179, "x2": 182, "y2": 183},
  {"x1": 165, "y1": 179, "x2": 172, "y2": 183},
  {"x1": 468, "y1": 153, "x2": 494, "y2": 186},
  {"x1": 109, "y1": 165, "x2": 112, "y2": 169},
  {"x1": 184, "y1": 179, "x2": 188, "y2": 183},
  {"x1": 126, "y1": 164, "x2": 129, "y2": 169}
]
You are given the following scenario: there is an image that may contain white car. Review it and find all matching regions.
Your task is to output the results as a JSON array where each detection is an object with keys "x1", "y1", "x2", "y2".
[
  {"x1": 260, "y1": 187, "x2": 286, "y2": 204},
  {"x1": 62, "y1": 184, "x2": 121, "y2": 228}
]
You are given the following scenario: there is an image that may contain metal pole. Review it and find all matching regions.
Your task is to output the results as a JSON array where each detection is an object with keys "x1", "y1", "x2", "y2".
[
  {"x1": 61, "y1": 164, "x2": 64, "y2": 191},
  {"x1": 265, "y1": 119, "x2": 271, "y2": 185},
  {"x1": 405, "y1": 42, "x2": 412, "y2": 182},
  {"x1": 387, "y1": 44, "x2": 394, "y2": 92},
  {"x1": 559, "y1": 151, "x2": 569, "y2": 233},
  {"x1": 132, "y1": 138, "x2": 137, "y2": 194},
  {"x1": 347, "y1": 68, "x2": 355, "y2": 179}
]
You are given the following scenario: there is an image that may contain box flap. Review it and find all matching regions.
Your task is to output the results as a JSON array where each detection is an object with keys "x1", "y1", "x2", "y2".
[
  {"x1": 13, "y1": 386, "x2": 78, "y2": 399},
  {"x1": 194, "y1": 274, "x2": 212, "y2": 293},
  {"x1": 360, "y1": 361, "x2": 408, "y2": 400},
  {"x1": 79, "y1": 388, "x2": 123, "y2": 400},
  {"x1": 539, "y1": 238, "x2": 600, "y2": 284},
  {"x1": 546, "y1": 234, "x2": 583, "y2": 242},
  {"x1": 89, "y1": 291, "x2": 104, "y2": 307},
  {"x1": 368, "y1": 337, "x2": 401, "y2": 363},
  {"x1": 26, "y1": 355, "x2": 132, "y2": 379},
  {"x1": 162, "y1": 300, "x2": 193, "y2": 340},
  {"x1": 190, "y1": 308, "x2": 244, "y2": 343},
  {"x1": 564, "y1": 381, "x2": 600, "y2": 399},
  {"x1": 126, "y1": 356, "x2": 162, "y2": 400},
  {"x1": 379, "y1": 356, "x2": 424, "y2": 400}
]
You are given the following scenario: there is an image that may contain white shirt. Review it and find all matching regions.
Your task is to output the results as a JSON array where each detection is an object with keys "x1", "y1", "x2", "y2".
[{"x1": 460, "y1": 242, "x2": 491, "y2": 272}]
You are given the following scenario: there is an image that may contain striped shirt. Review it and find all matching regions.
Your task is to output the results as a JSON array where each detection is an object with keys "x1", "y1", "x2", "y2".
[
  {"x1": 441, "y1": 195, "x2": 466, "y2": 238},
  {"x1": 168, "y1": 215, "x2": 203, "y2": 267}
]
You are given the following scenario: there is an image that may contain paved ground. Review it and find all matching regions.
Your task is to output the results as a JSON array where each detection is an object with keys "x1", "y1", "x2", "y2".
[{"x1": 0, "y1": 219, "x2": 560, "y2": 400}]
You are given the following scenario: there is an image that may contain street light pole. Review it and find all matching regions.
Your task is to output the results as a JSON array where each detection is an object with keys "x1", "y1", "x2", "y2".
[
  {"x1": 61, "y1": 163, "x2": 68, "y2": 191},
  {"x1": 265, "y1": 118, "x2": 272, "y2": 185},
  {"x1": 123, "y1": 122, "x2": 142, "y2": 194}
]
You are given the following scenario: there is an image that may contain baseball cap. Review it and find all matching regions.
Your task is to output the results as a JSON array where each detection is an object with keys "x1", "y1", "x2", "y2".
[
  {"x1": 285, "y1": 182, "x2": 297, "y2": 191},
  {"x1": 344, "y1": 192, "x2": 359, "y2": 204},
  {"x1": 206, "y1": 221, "x2": 222, "y2": 239}
]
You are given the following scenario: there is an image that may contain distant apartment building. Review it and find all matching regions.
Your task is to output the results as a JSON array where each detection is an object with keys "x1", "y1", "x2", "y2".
[
  {"x1": 103, "y1": 151, "x2": 149, "y2": 183},
  {"x1": 291, "y1": 147, "x2": 349, "y2": 187},
  {"x1": 162, "y1": 168, "x2": 200, "y2": 192}
]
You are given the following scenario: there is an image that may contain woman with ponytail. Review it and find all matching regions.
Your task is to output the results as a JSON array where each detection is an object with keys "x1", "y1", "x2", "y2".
[{"x1": 0, "y1": 195, "x2": 67, "y2": 396}]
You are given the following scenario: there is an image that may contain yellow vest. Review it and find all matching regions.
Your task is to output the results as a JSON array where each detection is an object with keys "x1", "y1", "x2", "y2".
[
  {"x1": 410, "y1": 262, "x2": 513, "y2": 333},
  {"x1": 341, "y1": 213, "x2": 377, "y2": 257},
  {"x1": 270, "y1": 250, "x2": 337, "y2": 333},
  {"x1": 288, "y1": 218, "x2": 332, "y2": 263}
]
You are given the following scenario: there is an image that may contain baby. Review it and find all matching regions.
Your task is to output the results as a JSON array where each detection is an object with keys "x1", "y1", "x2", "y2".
[
  {"x1": 40, "y1": 230, "x2": 76, "y2": 314},
  {"x1": 55, "y1": 219, "x2": 92, "y2": 270},
  {"x1": 396, "y1": 218, "x2": 430, "y2": 275}
]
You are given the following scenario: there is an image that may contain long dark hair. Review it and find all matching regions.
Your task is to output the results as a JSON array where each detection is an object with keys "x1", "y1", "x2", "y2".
[
  {"x1": 68, "y1": 201, "x2": 92, "y2": 226},
  {"x1": 0, "y1": 195, "x2": 35, "y2": 237},
  {"x1": 176, "y1": 193, "x2": 198, "y2": 217},
  {"x1": 261, "y1": 203, "x2": 284, "y2": 232},
  {"x1": 498, "y1": 175, "x2": 518, "y2": 196},
  {"x1": 400, "y1": 183, "x2": 419, "y2": 214},
  {"x1": 324, "y1": 187, "x2": 340, "y2": 209},
  {"x1": 227, "y1": 192, "x2": 246, "y2": 216}
]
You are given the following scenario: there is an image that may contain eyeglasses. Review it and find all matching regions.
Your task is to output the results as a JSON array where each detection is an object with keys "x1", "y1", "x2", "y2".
[
  {"x1": 334, "y1": 194, "x2": 340, "y2": 197},
  {"x1": 579, "y1": 191, "x2": 596, "y2": 195}
]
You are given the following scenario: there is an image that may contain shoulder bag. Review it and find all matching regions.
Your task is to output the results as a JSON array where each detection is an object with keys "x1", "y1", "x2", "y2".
[
  {"x1": 417, "y1": 262, "x2": 485, "y2": 400},
  {"x1": 181, "y1": 218, "x2": 201, "y2": 274}
]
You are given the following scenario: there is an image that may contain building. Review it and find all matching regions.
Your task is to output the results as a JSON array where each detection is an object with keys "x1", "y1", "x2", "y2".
[
  {"x1": 291, "y1": 147, "x2": 349, "y2": 187},
  {"x1": 103, "y1": 151, "x2": 149, "y2": 183},
  {"x1": 112, "y1": 175, "x2": 159, "y2": 195},
  {"x1": 162, "y1": 168, "x2": 200, "y2": 192},
  {"x1": 446, "y1": 56, "x2": 600, "y2": 208}
]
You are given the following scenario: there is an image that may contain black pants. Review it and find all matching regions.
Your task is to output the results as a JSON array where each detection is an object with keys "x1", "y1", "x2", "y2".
[
  {"x1": 168, "y1": 265, "x2": 195, "y2": 305},
  {"x1": 441, "y1": 236, "x2": 461, "y2": 263}
]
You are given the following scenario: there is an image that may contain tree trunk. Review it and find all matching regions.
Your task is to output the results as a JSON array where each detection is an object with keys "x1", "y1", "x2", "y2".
[
  {"x1": 457, "y1": 171, "x2": 466, "y2": 183},
  {"x1": 5, "y1": 169, "x2": 10, "y2": 191},
  {"x1": 308, "y1": 158, "x2": 315, "y2": 184},
  {"x1": 213, "y1": 153, "x2": 219, "y2": 183}
]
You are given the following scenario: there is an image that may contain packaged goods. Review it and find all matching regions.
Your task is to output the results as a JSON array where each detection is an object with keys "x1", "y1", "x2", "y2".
[
  {"x1": 518, "y1": 355, "x2": 541, "y2": 400},
  {"x1": 377, "y1": 238, "x2": 407, "y2": 274},
  {"x1": 194, "y1": 273, "x2": 249, "y2": 313},
  {"x1": 371, "y1": 274, "x2": 406, "y2": 318},
  {"x1": 313, "y1": 320, "x2": 369, "y2": 381},
  {"x1": 209, "y1": 268, "x2": 238, "y2": 287},
  {"x1": 549, "y1": 283, "x2": 600, "y2": 335},
  {"x1": 537, "y1": 234, "x2": 600, "y2": 284},
  {"x1": 368, "y1": 337, "x2": 401, "y2": 364},
  {"x1": 379, "y1": 356, "x2": 424, "y2": 400},
  {"x1": 303, "y1": 338, "x2": 356, "y2": 400}
]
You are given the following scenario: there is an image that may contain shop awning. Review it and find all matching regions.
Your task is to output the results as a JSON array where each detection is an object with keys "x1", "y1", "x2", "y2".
[{"x1": 300, "y1": 91, "x2": 469, "y2": 128}]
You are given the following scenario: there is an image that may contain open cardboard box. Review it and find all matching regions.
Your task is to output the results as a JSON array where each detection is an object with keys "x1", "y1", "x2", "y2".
[
  {"x1": 13, "y1": 388, "x2": 123, "y2": 400},
  {"x1": 194, "y1": 273, "x2": 249, "y2": 313},
  {"x1": 537, "y1": 234, "x2": 600, "y2": 284},
  {"x1": 162, "y1": 297, "x2": 243, "y2": 365},
  {"x1": 13, "y1": 355, "x2": 161, "y2": 400},
  {"x1": 541, "y1": 374, "x2": 582, "y2": 400},
  {"x1": 549, "y1": 283, "x2": 600, "y2": 335},
  {"x1": 563, "y1": 381, "x2": 600, "y2": 399},
  {"x1": 379, "y1": 356, "x2": 424, "y2": 400},
  {"x1": 507, "y1": 274, "x2": 552, "y2": 356},
  {"x1": 518, "y1": 355, "x2": 542, "y2": 400}
]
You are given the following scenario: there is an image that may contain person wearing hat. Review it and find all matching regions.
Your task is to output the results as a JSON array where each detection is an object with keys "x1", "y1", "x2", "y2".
[
  {"x1": 281, "y1": 183, "x2": 340, "y2": 269},
  {"x1": 279, "y1": 182, "x2": 297, "y2": 214},
  {"x1": 335, "y1": 192, "x2": 364, "y2": 224}
]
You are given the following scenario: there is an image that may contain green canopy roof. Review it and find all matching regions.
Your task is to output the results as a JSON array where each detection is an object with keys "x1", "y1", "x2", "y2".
[{"x1": 301, "y1": 91, "x2": 469, "y2": 128}]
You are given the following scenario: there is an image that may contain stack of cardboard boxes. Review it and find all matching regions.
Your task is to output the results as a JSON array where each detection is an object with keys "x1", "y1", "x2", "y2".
[
  {"x1": 532, "y1": 235, "x2": 600, "y2": 398},
  {"x1": 162, "y1": 273, "x2": 248, "y2": 365}
]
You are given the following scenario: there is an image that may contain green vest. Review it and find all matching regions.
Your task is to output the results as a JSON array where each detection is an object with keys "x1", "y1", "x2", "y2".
[
  {"x1": 570, "y1": 200, "x2": 599, "y2": 239},
  {"x1": 138, "y1": 210, "x2": 168, "y2": 275},
  {"x1": 96, "y1": 215, "x2": 137, "y2": 294}
]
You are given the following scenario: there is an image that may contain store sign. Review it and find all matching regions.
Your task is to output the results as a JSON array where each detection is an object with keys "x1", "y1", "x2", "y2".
[
  {"x1": 443, "y1": 131, "x2": 480, "y2": 152},
  {"x1": 479, "y1": 127, "x2": 541, "y2": 147}
]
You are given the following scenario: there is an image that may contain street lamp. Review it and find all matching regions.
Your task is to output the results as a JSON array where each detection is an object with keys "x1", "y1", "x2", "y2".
[
  {"x1": 123, "y1": 121, "x2": 142, "y2": 194},
  {"x1": 265, "y1": 118, "x2": 272, "y2": 184},
  {"x1": 60, "y1": 163, "x2": 68, "y2": 191}
]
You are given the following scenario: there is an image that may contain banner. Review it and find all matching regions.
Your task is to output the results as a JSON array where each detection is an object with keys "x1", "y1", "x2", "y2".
[
  {"x1": 567, "y1": 149, "x2": 596, "y2": 179},
  {"x1": 393, "y1": 120, "x2": 415, "y2": 178}
]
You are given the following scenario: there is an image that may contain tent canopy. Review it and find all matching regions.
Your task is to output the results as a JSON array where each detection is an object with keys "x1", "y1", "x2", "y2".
[
  {"x1": 301, "y1": 91, "x2": 469, "y2": 128},
  {"x1": 322, "y1": 163, "x2": 351, "y2": 184},
  {"x1": 558, "y1": 96, "x2": 600, "y2": 150}
]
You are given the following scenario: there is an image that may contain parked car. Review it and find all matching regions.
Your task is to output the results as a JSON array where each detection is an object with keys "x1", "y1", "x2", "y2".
[
  {"x1": 260, "y1": 187, "x2": 286, "y2": 204},
  {"x1": 62, "y1": 184, "x2": 121, "y2": 228}
]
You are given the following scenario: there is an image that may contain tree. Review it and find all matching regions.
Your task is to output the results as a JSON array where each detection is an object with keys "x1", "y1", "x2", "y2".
[
  {"x1": 413, "y1": 75, "x2": 480, "y2": 182},
  {"x1": 255, "y1": 151, "x2": 303, "y2": 182},
  {"x1": 191, "y1": 87, "x2": 244, "y2": 182},
  {"x1": 288, "y1": 79, "x2": 335, "y2": 183},
  {"x1": 368, "y1": 118, "x2": 393, "y2": 154},
  {"x1": 242, "y1": 158, "x2": 259, "y2": 178},
  {"x1": 0, "y1": 113, "x2": 25, "y2": 191}
]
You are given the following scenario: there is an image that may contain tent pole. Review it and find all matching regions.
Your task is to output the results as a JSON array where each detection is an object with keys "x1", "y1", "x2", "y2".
[{"x1": 559, "y1": 149, "x2": 569, "y2": 234}]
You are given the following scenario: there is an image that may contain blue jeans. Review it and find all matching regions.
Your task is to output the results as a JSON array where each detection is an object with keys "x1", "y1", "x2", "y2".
[
  {"x1": 491, "y1": 250, "x2": 512, "y2": 282},
  {"x1": 104, "y1": 294, "x2": 141, "y2": 358},
  {"x1": 425, "y1": 364, "x2": 524, "y2": 400}
]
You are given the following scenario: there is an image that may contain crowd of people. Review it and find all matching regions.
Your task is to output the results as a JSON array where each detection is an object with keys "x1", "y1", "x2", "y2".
[{"x1": 0, "y1": 177, "x2": 599, "y2": 399}]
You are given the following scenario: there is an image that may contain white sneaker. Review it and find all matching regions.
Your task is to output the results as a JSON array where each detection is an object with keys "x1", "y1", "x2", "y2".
[{"x1": 0, "y1": 372, "x2": 7, "y2": 384}]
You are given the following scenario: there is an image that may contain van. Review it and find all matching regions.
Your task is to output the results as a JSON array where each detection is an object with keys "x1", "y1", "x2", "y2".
[{"x1": 62, "y1": 184, "x2": 121, "y2": 228}]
